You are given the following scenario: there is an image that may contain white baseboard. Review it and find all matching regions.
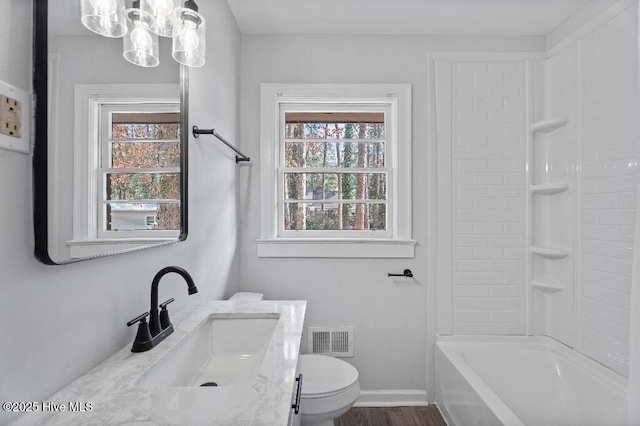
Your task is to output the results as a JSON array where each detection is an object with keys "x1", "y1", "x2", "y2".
[{"x1": 353, "y1": 390, "x2": 429, "y2": 407}]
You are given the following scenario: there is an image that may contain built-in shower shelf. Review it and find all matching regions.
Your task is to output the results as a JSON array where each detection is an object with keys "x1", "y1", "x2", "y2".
[
  {"x1": 531, "y1": 118, "x2": 569, "y2": 134},
  {"x1": 531, "y1": 277, "x2": 565, "y2": 292},
  {"x1": 530, "y1": 246, "x2": 570, "y2": 259},
  {"x1": 530, "y1": 182, "x2": 570, "y2": 195}
]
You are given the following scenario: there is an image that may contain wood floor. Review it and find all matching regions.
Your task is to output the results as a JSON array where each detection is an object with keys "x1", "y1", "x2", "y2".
[{"x1": 335, "y1": 405, "x2": 448, "y2": 426}]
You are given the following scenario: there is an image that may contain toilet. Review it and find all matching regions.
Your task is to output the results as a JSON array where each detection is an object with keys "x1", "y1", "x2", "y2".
[
  {"x1": 228, "y1": 291, "x2": 265, "y2": 301},
  {"x1": 298, "y1": 354, "x2": 360, "y2": 426},
  {"x1": 228, "y1": 293, "x2": 360, "y2": 425}
]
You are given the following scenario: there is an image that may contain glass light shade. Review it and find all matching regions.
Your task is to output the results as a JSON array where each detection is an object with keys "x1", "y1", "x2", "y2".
[
  {"x1": 141, "y1": 0, "x2": 181, "y2": 37},
  {"x1": 172, "y1": 6, "x2": 206, "y2": 67},
  {"x1": 123, "y1": 8, "x2": 160, "y2": 67},
  {"x1": 80, "y1": 0, "x2": 127, "y2": 38}
]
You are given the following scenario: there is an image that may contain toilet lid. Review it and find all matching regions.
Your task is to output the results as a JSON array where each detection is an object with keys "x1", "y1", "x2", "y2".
[{"x1": 299, "y1": 354, "x2": 359, "y2": 398}]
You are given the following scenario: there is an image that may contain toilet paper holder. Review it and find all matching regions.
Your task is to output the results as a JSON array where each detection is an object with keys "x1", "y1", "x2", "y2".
[{"x1": 388, "y1": 269, "x2": 413, "y2": 278}]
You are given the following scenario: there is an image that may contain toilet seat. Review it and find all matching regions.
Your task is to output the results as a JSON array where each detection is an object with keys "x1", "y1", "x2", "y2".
[
  {"x1": 300, "y1": 354, "x2": 359, "y2": 399},
  {"x1": 298, "y1": 355, "x2": 360, "y2": 425}
]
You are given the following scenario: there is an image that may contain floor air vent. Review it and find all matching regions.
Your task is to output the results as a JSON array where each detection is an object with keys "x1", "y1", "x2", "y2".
[{"x1": 308, "y1": 327, "x2": 354, "y2": 357}]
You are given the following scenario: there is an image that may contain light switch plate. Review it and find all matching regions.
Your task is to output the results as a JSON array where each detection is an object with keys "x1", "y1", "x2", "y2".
[{"x1": 0, "y1": 80, "x2": 30, "y2": 154}]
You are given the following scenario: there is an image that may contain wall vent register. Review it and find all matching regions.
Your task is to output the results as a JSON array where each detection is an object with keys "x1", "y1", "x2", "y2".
[{"x1": 308, "y1": 327, "x2": 354, "y2": 358}]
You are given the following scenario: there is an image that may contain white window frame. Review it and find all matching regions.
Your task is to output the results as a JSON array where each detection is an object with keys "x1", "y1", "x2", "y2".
[
  {"x1": 278, "y1": 103, "x2": 393, "y2": 239},
  {"x1": 258, "y1": 83, "x2": 414, "y2": 258},
  {"x1": 68, "y1": 84, "x2": 180, "y2": 258},
  {"x1": 97, "y1": 103, "x2": 180, "y2": 239}
]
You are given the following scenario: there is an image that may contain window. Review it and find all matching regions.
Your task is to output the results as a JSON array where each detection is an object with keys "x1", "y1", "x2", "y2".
[
  {"x1": 99, "y1": 106, "x2": 181, "y2": 238},
  {"x1": 68, "y1": 84, "x2": 180, "y2": 258},
  {"x1": 259, "y1": 84, "x2": 414, "y2": 258},
  {"x1": 282, "y1": 108, "x2": 390, "y2": 236}
]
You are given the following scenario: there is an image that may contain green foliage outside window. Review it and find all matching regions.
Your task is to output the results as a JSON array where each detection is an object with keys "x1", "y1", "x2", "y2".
[
  {"x1": 283, "y1": 114, "x2": 387, "y2": 231},
  {"x1": 107, "y1": 120, "x2": 181, "y2": 231}
]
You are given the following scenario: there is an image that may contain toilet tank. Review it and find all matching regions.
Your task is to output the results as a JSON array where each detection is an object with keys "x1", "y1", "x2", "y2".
[{"x1": 228, "y1": 292, "x2": 264, "y2": 301}]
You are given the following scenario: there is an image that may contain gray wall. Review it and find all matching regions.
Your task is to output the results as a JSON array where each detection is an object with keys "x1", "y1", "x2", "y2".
[
  {"x1": 238, "y1": 34, "x2": 545, "y2": 397},
  {"x1": 0, "y1": 1, "x2": 241, "y2": 423}
]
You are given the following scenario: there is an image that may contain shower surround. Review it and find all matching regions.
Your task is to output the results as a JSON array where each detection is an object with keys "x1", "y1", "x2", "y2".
[
  {"x1": 433, "y1": 2, "x2": 640, "y2": 423},
  {"x1": 435, "y1": 0, "x2": 639, "y2": 378}
]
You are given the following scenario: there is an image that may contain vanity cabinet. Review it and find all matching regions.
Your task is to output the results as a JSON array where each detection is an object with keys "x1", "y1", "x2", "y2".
[
  {"x1": 288, "y1": 366, "x2": 303, "y2": 425},
  {"x1": 12, "y1": 301, "x2": 307, "y2": 425}
]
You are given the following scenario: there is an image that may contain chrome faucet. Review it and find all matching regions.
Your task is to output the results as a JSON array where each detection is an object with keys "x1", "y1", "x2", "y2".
[{"x1": 127, "y1": 266, "x2": 198, "y2": 352}]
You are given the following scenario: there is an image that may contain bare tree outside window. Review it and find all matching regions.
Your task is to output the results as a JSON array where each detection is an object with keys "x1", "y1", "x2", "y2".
[
  {"x1": 107, "y1": 112, "x2": 181, "y2": 232},
  {"x1": 283, "y1": 112, "x2": 387, "y2": 232}
]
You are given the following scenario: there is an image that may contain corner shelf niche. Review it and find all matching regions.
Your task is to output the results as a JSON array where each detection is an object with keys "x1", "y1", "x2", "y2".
[
  {"x1": 531, "y1": 118, "x2": 569, "y2": 134},
  {"x1": 531, "y1": 276, "x2": 565, "y2": 292},
  {"x1": 530, "y1": 182, "x2": 570, "y2": 195},
  {"x1": 530, "y1": 246, "x2": 569, "y2": 259}
]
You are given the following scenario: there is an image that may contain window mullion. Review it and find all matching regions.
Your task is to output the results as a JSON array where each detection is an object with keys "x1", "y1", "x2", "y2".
[
  {"x1": 283, "y1": 199, "x2": 387, "y2": 204},
  {"x1": 281, "y1": 167, "x2": 390, "y2": 173},
  {"x1": 105, "y1": 199, "x2": 181, "y2": 204},
  {"x1": 284, "y1": 138, "x2": 385, "y2": 143},
  {"x1": 102, "y1": 167, "x2": 181, "y2": 174},
  {"x1": 109, "y1": 138, "x2": 181, "y2": 143}
]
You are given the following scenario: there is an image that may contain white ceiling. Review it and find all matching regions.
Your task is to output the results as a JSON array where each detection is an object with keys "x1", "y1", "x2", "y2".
[
  {"x1": 225, "y1": 0, "x2": 601, "y2": 36},
  {"x1": 51, "y1": 0, "x2": 611, "y2": 37}
]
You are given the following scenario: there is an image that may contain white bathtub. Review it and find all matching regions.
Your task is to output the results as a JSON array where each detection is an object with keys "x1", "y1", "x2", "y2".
[{"x1": 435, "y1": 336, "x2": 629, "y2": 426}]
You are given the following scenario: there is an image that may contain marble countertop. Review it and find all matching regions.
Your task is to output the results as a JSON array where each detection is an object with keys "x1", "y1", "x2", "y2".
[{"x1": 12, "y1": 300, "x2": 307, "y2": 426}]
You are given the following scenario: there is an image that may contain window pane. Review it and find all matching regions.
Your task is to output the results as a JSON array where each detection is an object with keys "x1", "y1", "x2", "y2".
[
  {"x1": 284, "y1": 173, "x2": 386, "y2": 201},
  {"x1": 283, "y1": 202, "x2": 386, "y2": 231},
  {"x1": 284, "y1": 112, "x2": 385, "y2": 140},
  {"x1": 112, "y1": 123, "x2": 180, "y2": 140},
  {"x1": 111, "y1": 141, "x2": 181, "y2": 168},
  {"x1": 107, "y1": 173, "x2": 180, "y2": 200},
  {"x1": 112, "y1": 112, "x2": 180, "y2": 141},
  {"x1": 284, "y1": 141, "x2": 385, "y2": 168},
  {"x1": 106, "y1": 202, "x2": 180, "y2": 231}
]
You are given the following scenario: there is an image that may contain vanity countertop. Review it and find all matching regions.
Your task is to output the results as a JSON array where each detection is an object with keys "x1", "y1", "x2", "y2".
[{"x1": 12, "y1": 300, "x2": 307, "y2": 426}]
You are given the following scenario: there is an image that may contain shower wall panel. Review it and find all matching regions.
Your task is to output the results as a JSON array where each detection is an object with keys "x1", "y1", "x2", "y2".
[
  {"x1": 576, "y1": 2, "x2": 640, "y2": 376},
  {"x1": 450, "y1": 60, "x2": 528, "y2": 335}
]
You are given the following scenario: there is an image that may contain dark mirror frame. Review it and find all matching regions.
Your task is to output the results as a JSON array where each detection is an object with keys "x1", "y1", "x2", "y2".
[{"x1": 33, "y1": 0, "x2": 188, "y2": 265}]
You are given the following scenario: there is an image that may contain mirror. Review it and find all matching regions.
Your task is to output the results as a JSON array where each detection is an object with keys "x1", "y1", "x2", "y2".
[{"x1": 34, "y1": 0, "x2": 188, "y2": 264}]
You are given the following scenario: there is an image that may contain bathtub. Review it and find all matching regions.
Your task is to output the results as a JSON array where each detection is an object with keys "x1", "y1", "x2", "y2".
[{"x1": 435, "y1": 336, "x2": 629, "y2": 426}]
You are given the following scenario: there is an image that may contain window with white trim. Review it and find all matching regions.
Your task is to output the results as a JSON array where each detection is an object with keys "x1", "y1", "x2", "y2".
[
  {"x1": 259, "y1": 84, "x2": 414, "y2": 258},
  {"x1": 68, "y1": 84, "x2": 181, "y2": 259}
]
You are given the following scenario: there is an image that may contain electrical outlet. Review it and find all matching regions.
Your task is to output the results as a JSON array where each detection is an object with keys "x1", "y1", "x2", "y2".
[
  {"x1": 0, "y1": 80, "x2": 30, "y2": 154},
  {"x1": 0, "y1": 95, "x2": 22, "y2": 138}
]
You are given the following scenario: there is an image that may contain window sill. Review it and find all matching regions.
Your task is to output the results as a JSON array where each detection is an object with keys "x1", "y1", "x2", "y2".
[
  {"x1": 68, "y1": 238, "x2": 178, "y2": 259},
  {"x1": 256, "y1": 238, "x2": 415, "y2": 258}
]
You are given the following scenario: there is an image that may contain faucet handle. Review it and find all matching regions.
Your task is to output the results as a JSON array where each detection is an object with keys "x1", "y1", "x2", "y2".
[
  {"x1": 159, "y1": 298, "x2": 175, "y2": 309},
  {"x1": 126, "y1": 312, "x2": 150, "y2": 327},
  {"x1": 127, "y1": 312, "x2": 152, "y2": 352},
  {"x1": 159, "y1": 298, "x2": 175, "y2": 330}
]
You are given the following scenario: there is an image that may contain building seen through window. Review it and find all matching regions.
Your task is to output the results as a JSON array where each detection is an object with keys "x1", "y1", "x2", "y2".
[{"x1": 283, "y1": 111, "x2": 387, "y2": 232}]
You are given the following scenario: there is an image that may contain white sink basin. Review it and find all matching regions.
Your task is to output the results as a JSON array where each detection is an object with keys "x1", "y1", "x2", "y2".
[{"x1": 136, "y1": 313, "x2": 280, "y2": 388}]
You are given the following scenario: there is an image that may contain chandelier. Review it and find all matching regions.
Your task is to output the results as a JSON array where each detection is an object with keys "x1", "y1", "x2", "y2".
[{"x1": 80, "y1": 0, "x2": 206, "y2": 67}]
